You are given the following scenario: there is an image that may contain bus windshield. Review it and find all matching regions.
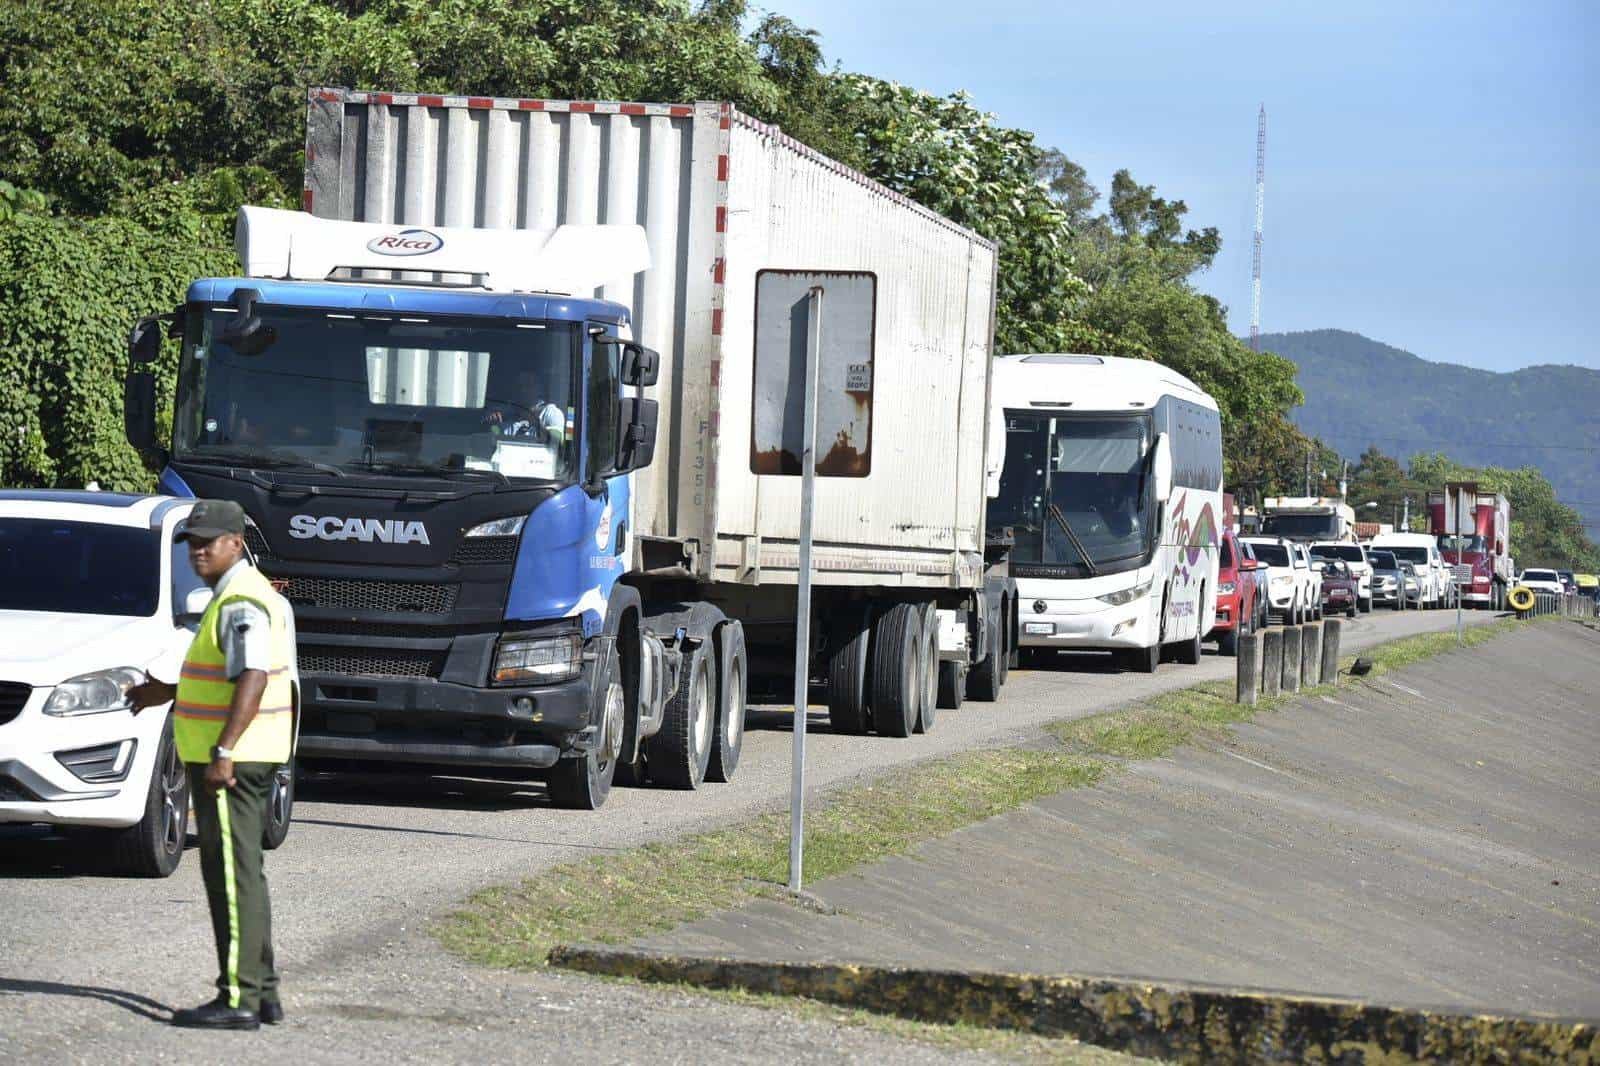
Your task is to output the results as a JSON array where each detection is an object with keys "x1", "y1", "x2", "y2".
[
  {"x1": 989, "y1": 412, "x2": 1154, "y2": 575},
  {"x1": 172, "y1": 306, "x2": 582, "y2": 484}
]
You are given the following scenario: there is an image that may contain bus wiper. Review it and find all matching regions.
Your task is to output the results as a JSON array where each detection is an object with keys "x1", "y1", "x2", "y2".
[{"x1": 1047, "y1": 503, "x2": 1099, "y2": 576}]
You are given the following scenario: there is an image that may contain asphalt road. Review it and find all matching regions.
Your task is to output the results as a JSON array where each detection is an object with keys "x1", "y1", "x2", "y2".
[{"x1": 0, "y1": 607, "x2": 1498, "y2": 1062}]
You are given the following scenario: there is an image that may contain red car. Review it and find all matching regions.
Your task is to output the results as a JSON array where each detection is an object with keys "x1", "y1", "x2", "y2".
[
  {"x1": 1213, "y1": 530, "x2": 1266, "y2": 656},
  {"x1": 1318, "y1": 559, "x2": 1360, "y2": 619}
]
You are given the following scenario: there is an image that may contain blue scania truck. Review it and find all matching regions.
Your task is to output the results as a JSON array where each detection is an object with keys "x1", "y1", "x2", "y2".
[{"x1": 123, "y1": 91, "x2": 1011, "y2": 809}]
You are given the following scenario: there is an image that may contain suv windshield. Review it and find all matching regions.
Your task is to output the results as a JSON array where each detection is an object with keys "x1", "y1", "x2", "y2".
[
  {"x1": 989, "y1": 412, "x2": 1155, "y2": 575},
  {"x1": 1369, "y1": 551, "x2": 1398, "y2": 569},
  {"x1": 1246, "y1": 542, "x2": 1289, "y2": 566},
  {"x1": 0, "y1": 519, "x2": 160, "y2": 616},
  {"x1": 1524, "y1": 569, "x2": 1558, "y2": 582},
  {"x1": 1313, "y1": 544, "x2": 1365, "y2": 564},
  {"x1": 1386, "y1": 546, "x2": 1430, "y2": 565},
  {"x1": 173, "y1": 306, "x2": 582, "y2": 483},
  {"x1": 1261, "y1": 513, "x2": 1340, "y2": 539}
]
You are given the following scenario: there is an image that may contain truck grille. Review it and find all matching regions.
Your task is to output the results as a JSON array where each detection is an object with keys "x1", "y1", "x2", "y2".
[
  {"x1": 280, "y1": 577, "x2": 457, "y2": 614},
  {"x1": 451, "y1": 535, "x2": 519, "y2": 565},
  {"x1": 298, "y1": 646, "x2": 445, "y2": 679},
  {"x1": 0, "y1": 682, "x2": 30, "y2": 726},
  {"x1": 244, "y1": 525, "x2": 274, "y2": 564}
]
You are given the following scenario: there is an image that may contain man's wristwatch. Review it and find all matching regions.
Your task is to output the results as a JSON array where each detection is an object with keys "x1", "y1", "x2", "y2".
[{"x1": 211, "y1": 745, "x2": 234, "y2": 760}]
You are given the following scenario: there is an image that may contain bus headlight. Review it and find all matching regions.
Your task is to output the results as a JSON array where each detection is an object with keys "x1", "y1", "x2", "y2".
[{"x1": 1097, "y1": 580, "x2": 1152, "y2": 607}]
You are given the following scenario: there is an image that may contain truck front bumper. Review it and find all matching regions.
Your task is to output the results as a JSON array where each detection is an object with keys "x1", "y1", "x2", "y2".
[{"x1": 298, "y1": 671, "x2": 593, "y2": 770}]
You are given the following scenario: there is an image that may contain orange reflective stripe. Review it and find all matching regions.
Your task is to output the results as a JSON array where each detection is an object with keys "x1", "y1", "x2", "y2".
[
  {"x1": 173, "y1": 704, "x2": 294, "y2": 720},
  {"x1": 179, "y1": 663, "x2": 288, "y2": 681}
]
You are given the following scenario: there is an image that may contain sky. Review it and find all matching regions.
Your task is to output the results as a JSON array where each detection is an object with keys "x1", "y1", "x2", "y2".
[{"x1": 776, "y1": 0, "x2": 1598, "y2": 373}]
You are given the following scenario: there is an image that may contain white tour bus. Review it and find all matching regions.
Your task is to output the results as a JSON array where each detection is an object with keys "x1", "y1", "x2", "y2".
[{"x1": 987, "y1": 354, "x2": 1223, "y2": 673}]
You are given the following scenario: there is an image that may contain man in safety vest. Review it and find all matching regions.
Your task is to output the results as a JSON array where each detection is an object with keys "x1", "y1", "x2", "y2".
[{"x1": 130, "y1": 499, "x2": 296, "y2": 1031}]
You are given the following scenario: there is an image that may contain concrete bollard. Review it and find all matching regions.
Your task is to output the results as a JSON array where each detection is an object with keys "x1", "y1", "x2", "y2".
[
  {"x1": 1236, "y1": 630, "x2": 1261, "y2": 705},
  {"x1": 1281, "y1": 625, "x2": 1302, "y2": 694},
  {"x1": 1301, "y1": 622, "x2": 1322, "y2": 688},
  {"x1": 1261, "y1": 627, "x2": 1283, "y2": 698},
  {"x1": 1321, "y1": 617, "x2": 1342, "y2": 686}
]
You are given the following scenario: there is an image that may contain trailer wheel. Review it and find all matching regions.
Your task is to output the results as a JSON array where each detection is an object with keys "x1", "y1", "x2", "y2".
[
  {"x1": 915, "y1": 603, "x2": 939, "y2": 734},
  {"x1": 937, "y1": 660, "x2": 966, "y2": 710},
  {"x1": 649, "y1": 644, "x2": 713, "y2": 789},
  {"x1": 965, "y1": 614, "x2": 1002, "y2": 703},
  {"x1": 825, "y1": 610, "x2": 873, "y2": 735},
  {"x1": 548, "y1": 654, "x2": 623, "y2": 809},
  {"x1": 870, "y1": 603, "x2": 921, "y2": 738},
  {"x1": 706, "y1": 622, "x2": 747, "y2": 783}
]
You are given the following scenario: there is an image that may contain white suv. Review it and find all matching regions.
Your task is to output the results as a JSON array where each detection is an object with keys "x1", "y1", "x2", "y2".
[
  {"x1": 1243, "y1": 536, "x2": 1309, "y2": 624},
  {"x1": 1, "y1": 492, "x2": 218, "y2": 875}
]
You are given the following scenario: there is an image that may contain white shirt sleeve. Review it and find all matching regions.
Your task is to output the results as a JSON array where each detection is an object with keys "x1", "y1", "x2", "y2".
[{"x1": 217, "y1": 600, "x2": 273, "y2": 680}]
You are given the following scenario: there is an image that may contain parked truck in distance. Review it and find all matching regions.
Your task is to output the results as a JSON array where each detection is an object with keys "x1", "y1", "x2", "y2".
[
  {"x1": 1260, "y1": 497, "x2": 1357, "y2": 544},
  {"x1": 123, "y1": 90, "x2": 1008, "y2": 811},
  {"x1": 1428, "y1": 484, "x2": 1512, "y2": 610}
]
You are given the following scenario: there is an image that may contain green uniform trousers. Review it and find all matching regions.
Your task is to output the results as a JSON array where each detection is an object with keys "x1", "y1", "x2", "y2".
[{"x1": 188, "y1": 762, "x2": 280, "y2": 1011}]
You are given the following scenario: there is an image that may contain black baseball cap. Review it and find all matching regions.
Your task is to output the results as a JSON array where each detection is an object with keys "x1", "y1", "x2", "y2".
[{"x1": 175, "y1": 499, "x2": 247, "y2": 543}]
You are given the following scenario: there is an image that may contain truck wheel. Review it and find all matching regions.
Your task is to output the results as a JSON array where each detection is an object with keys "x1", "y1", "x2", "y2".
[
  {"x1": 649, "y1": 644, "x2": 713, "y2": 788},
  {"x1": 706, "y1": 622, "x2": 747, "y2": 783},
  {"x1": 870, "y1": 603, "x2": 921, "y2": 738},
  {"x1": 915, "y1": 603, "x2": 939, "y2": 734},
  {"x1": 548, "y1": 655, "x2": 624, "y2": 809},
  {"x1": 826, "y1": 610, "x2": 873, "y2": 735},
  {"x1": 262, "y1": 758, "x2": 295, "y2": 851},
  {"x1": 937, "y1": 660, "x2": 966, "y2": 710},
  {"x1": 111, "y1": 717, "x2": 189, "y2": 877},
  {"x1": 965, "y1": 615, "x2": 1002, "y2": 703}
]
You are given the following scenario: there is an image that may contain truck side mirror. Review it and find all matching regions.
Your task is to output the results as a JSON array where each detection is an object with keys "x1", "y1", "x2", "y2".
[
  {"x1": 129, "y1": 316, "x2": 164, "y2": 365},
  {"x1": 1151, "y1": 433, "x2": 1173, "y2": 502},
  {"x1": 617, "y1": 397, "x2": 659, "y2": 471},
  {"x1": 620, "y1": 343, "x2": 660, "y2": 387},
  {"x1": 124, "y1": 371, "x2": 168, "y2": 466}
]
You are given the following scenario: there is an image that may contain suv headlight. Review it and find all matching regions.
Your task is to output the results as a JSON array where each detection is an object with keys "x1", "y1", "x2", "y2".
[
  {"x1": 1271, "y1": 574, "x2": 1294, "y2": 586},
  {"x1": 493, "y1": 633, "x2": 581, "y2": 685},
  {"x1": 43, "y1": 667, "x2": 146, "y2": 717},
  {"x1": 1096, "y1": 579, "x2": 1152, "y2": 607},
  {"x1": 1218, "y1": 580, "x2": 1236, "y2": 594},
  {"x1": 466, "y1": 515, "x2": 526, "y2": 538}
]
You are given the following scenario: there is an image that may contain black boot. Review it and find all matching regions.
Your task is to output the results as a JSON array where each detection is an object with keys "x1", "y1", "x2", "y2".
[
  {"x1": 171, "y1": 995, "x2": 260, "y2": 1030},
  {"x1": 259, "y1": 1000, "x2": 284, "y2": 1025}
]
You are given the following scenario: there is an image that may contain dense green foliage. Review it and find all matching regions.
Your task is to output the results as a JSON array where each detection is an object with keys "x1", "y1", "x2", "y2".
[
  {"x1": 4, "y1": 0, "x2": 1571, "y2": 553},
  {"x1": 1265, "y1": 329, "x2": 1599, "y2": 566}
]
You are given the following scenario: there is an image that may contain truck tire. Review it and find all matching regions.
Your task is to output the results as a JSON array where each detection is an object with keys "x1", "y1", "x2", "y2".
[
  {"x1": 915, "y1": 602, "x2": 939, "y2": 734},
  {"x1": 870, "y1": 602, "x2": 921, "y2": 738},
  {"x1": 649, "y1": 644, "x2": 713, "y2": 788},
  {"x1": 262, "y1": 758, "x2": 294, "y2": 851},
  {"x1": 937, "y1": 660, "x2": 966, "y2": 710},
  {"x1": 965, "y1": 615, "x2": 1002, "y2": 703},
  {"x1": 826, "y1": 610, "x2": 873, "y2": 735},
  {"x1": 706, "y1": 622, "x2": 747, "y2": 783},
  {"x1": 110, "y1": 717, "x2": 189, "y2": 877},
  {"x1": 548, "y1": 652, "x2": 625, "y2": 809}
]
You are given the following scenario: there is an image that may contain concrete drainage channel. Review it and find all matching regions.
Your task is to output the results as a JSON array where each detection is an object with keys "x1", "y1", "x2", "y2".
[{"x1": 550, "y1": 947, "x2": 1597, "y2": 1065}]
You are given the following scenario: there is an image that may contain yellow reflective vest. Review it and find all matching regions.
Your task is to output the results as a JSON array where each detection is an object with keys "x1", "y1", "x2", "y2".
[{"x1": 173, "y1": 565, "x2": 294, "y2": 764}]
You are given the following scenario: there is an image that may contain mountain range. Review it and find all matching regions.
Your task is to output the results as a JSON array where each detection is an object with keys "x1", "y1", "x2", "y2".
[{"x1": 1257, "y1": 329, "x2": 1600, "y2": 538}]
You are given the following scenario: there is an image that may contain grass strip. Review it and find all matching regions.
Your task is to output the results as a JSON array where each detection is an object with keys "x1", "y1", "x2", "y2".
[{"x1": 438, "y1": 616, "x2": 1533, "y2": 971}]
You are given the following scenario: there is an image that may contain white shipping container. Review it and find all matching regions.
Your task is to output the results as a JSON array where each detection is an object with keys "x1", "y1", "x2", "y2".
[{"x1": 304, "y1": 89, "x2": 997, "y2": 592}]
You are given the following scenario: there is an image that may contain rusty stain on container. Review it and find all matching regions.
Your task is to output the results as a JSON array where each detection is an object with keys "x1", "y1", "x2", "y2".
[{"x1": 751, "y1": 431, "x2": 870, "y2": 477}]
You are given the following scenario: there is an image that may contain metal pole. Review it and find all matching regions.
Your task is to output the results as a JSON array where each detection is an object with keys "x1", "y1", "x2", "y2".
[{"x1": 788, "y1": 286, "x2": 823, "y2": 894}]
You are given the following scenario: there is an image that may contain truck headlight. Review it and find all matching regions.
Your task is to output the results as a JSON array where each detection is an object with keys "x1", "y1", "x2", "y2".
[
  {"x1": 43, "y1": 667, "x2": 145, "y2": 717},
  {"x1": 1097, "y1": 579, "x2": 1152, "y2": 606},
  {"x1": 466, "y1": 515, "x2": 526, "y2": 538},
  {"x1": 493, "y1": 633, "x2": 581, "y2": 685}
]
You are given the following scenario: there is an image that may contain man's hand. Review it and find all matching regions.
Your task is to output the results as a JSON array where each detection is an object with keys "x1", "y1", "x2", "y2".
[
  {"x1": 128, "y1": 678, "x2": 176, "y2": 715},
  {"x1": 204, "y1": 756, "x2": 236, "y2": 793}
]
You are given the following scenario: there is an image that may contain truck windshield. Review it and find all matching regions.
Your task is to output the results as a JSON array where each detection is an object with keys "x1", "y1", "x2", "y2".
[
  {"x1": 0, "y1": 519, "x2": 160, "y2": 616},
  {"x1": 173, "y1": 306, "x2": 582, "y2": 484},
  {"x1": 989, "y1": 412, "x2": 1154, "y2": 574},
  {"x1": 1260, "y1": 513, "x2": 1339, "y2": 539},
  {"x1": 1437, "y1": 534, "x2": 1487, "y2": 552}
]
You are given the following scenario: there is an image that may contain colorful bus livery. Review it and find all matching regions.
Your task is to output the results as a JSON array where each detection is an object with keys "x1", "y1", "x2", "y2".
[{"x1": 989, "y1": 354, "x2": 1223, "y2": 674}]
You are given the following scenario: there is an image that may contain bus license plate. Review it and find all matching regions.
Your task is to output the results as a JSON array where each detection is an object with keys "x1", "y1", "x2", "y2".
[{"x1": 1024, "y1": 622, "x2": 1055, "y2": 635}]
